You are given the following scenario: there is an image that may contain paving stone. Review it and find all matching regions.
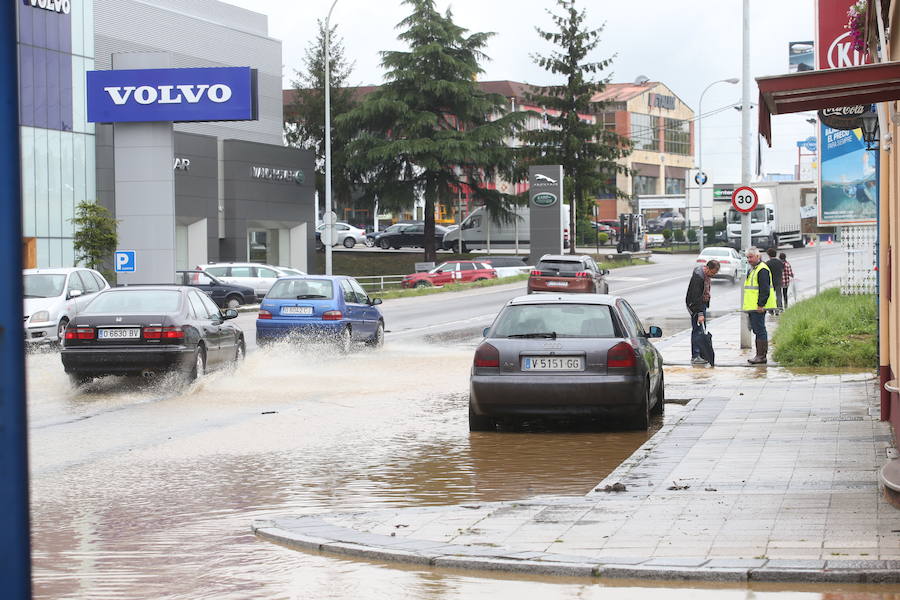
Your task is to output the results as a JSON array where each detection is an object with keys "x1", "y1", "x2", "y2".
[{"x1": 432, "y1": 556, "x2": 597, "y2": 577}]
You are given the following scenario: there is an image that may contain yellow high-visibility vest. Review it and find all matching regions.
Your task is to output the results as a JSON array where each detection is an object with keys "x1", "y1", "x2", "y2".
[{"x1": 742, "y1": 262, "x2": 778, "y2": 311}]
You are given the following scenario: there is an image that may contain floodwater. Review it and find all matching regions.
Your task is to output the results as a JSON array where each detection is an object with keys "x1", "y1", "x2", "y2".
[{"x1": 26, "y1": 339, "x2": 900, "y2": 599}]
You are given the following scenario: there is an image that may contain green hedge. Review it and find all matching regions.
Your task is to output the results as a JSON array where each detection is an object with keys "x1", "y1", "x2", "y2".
[{"x1": 772, "y1": 288, "x2": 876, "y2": 368}]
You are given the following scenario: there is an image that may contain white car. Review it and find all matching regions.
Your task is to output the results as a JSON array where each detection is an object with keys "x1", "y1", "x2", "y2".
[
  {"x1": 197, "y1": 263, "x2": 306, "y2": 301},
  {"x1": 23, "y1": 267, "x2": 110, "y2": 345},
  {"x1": 316, "y1": 222, "x2": 369, "y2": 248},
  {"x1": 694, "y1": 247, "x2": 747, "y2": 284}
]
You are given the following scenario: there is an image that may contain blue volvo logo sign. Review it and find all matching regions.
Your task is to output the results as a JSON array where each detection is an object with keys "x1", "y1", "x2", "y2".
[{"x1": 86, "y1": 67, "x2": 258, "y2": 123}]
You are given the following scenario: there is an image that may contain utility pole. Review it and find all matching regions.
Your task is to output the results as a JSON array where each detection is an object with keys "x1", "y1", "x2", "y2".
[
  {"x1": 324, "y1": 0, "x2": 338, "y2": 275},
  {"x1": 740, "y1": 0, "x2": 752, "y2": 349}
]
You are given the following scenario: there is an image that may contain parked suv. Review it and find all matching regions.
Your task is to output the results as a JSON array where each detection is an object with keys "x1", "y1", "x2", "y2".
[
  {"x1": 528, "y1": 255, "x2": 609, "y2": 294},
  {"x1": 23, "y1": 267, "x2": 110, "y2": 345},
  {"x1": 196, "y1": 263, "x2": 306, "y2": 301}
]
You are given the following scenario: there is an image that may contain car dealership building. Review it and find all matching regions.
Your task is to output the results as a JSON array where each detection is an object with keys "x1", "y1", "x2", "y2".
[{"x1": 16, "y1": 0, "x2": 315, "y2": 274}]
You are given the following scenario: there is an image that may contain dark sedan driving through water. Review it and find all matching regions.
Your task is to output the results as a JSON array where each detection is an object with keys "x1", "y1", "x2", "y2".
[
  {"x1": 61, "y1": 286, "x2": 245, "y2": 386},
  {"x1": 468, "y1": 294, "x2": 664, "y2": 431}
]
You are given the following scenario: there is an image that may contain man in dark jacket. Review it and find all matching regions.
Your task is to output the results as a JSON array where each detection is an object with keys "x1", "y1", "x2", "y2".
[
  {"x1": 765, "y1": 247, "x2": 784, "y2": 311},
  {"x1": 685, "y1": 259, "x2": 720, "y2": 364}
]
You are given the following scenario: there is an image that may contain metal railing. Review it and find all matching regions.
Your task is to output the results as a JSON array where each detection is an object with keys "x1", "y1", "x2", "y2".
[{"x1": 355, "y1": 274, "x2": 406, "y2": 291}]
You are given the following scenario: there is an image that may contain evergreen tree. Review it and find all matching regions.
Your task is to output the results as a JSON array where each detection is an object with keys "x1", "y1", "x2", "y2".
[
  {"x1": 285, "y1": 19, "x2": 357, "y2": 213},
  {"x1": 338, "y1": 0, "x2": 525, "y2": 261},
  {"x1": 520, "y1": 0, "x2": 633, "y2": 254},
  {"x1": 70, "y1": 201, "x2": 117, "y2": 277}
]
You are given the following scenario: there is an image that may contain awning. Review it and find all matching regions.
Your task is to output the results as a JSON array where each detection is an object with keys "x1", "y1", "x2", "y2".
[{"x1": 757, "y1": 61, "x2": 900, "y2": 146}]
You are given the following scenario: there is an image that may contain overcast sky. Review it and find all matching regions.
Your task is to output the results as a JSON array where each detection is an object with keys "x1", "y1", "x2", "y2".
[{"x1": 228, "y1": 0, "x2": 817, "y2": 185}]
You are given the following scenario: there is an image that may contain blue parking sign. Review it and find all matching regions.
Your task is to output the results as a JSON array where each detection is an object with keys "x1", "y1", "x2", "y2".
[{"x1": 114, "y1": 251, "x2": 135, "y2": 273}]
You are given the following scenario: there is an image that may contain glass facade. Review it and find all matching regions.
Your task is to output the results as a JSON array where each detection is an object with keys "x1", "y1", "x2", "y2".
[
  {"x1": 664, "y1": 118, "x2": 691, "y2": 155},
  {"x1": 634, "y1": 175, "x2": 658, "y2": 196},
  {"x1": 665, "y1": 177, "x2": 686, "y2": 195},
  {"x1": 18, "y1": 0, "x2": 95, "y2": 268},
  {"x1": 630, "y1": 113, "x2": 659, "y2": 151}
]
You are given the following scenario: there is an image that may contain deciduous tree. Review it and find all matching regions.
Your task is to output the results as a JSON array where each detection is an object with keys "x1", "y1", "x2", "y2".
[{"x1": 70, "y1": 201, "x2": 117, "y2": 278}]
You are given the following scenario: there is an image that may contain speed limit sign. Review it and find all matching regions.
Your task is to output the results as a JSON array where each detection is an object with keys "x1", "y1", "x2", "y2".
[{"x1": 731, "y1": 186, "x2": 758, "y2": 213}]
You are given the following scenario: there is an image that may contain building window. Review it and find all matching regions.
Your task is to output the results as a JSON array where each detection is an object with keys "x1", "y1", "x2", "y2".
[
  {"x1": 665, "y1": 177, "x2": 685, "y2": 195},
  {"x1": 664, "y1": 118, "x2": 691, "y2": 155},
  {"x1": 634, "y1": 175, "x2": 658, "y2": 196},
  {"x1": 630, "y1": 113, "x2": 659, "y2": 151},
  {"x1": 600, "y1": 112, "x2": 617, "y2": 132}
]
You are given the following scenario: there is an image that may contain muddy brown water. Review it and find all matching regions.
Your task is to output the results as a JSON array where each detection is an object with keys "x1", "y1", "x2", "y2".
[{"x1": 26, "y1": 339, "x2": 898, "y2": 599}]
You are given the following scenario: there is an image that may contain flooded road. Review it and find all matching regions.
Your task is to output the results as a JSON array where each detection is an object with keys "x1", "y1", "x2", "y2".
[{"x1": 29, "y1": 247, "x2": 885, "y2": 599}]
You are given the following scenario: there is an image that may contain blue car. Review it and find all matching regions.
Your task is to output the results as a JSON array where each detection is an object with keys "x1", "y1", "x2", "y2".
[{"x1": 256, "y1": 276, "x2": 384, "y2": 351}]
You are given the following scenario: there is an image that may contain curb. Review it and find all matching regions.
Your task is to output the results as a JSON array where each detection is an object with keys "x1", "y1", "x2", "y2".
[{"x1": 251, "y1": 518, "x2": 900, "y2": 583}]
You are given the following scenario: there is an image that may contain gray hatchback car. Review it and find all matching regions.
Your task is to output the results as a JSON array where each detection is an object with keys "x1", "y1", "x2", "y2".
[{"x1": 469, "y1": 294, "x2": 664, "y2": 431}]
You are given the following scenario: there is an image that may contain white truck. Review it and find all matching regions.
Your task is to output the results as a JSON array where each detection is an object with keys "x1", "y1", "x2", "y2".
[
  {"x1": 442, "y1": 204, "x2": 571, "y2": 252},
  {"x1": 726, "y1": 181, "x2": 805, "y2": 250}
]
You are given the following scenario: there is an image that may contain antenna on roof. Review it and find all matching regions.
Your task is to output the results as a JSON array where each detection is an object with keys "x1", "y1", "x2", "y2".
[{"x1": 634, "y1": 75, "x2": 650, "y2": 85}]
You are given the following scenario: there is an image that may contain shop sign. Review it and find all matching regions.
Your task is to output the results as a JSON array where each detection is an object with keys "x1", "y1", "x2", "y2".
[
  {"x1": 648, "y1": 93, "x2": 675, "y2": 110},
  {"x1": 87, "y1": 67, "x2": 258, "y2": 123},
  {"x1": 532, "y1": 193, "x2": 557, "y2": 207},
  {"x1": 24, "y1": 0, "x2": 71, "y2": 15},
  {"x1": 818, "y1": 105, "x2": 867, "y2": 130},
  {"x1": 251, "y1": 166, "x2": 304, "y2": 184},
  {"x1": 173, "y1": 158, "x2": 191, "y2": 171}
]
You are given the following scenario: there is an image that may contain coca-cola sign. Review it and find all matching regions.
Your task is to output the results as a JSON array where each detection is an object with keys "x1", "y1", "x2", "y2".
[{"x1": 818, "y1": 105, "x2": 868, "y2": 130}]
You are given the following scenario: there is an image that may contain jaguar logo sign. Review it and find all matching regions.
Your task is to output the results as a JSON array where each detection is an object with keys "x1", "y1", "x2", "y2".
[
  {"x1": 532, "y1": 193, "x2": 558, "y2": 207},
  {"x1": 87, "y1": 66, "x2": 258, "y2": 124},
  {"x1": 818, "y1": 105, "x2": 869, "y2": 130}
]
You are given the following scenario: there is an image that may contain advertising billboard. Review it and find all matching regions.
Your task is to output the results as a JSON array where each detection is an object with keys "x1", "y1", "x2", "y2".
[
  {"x1": 819, "y1": 123, "x2": 878, "y2": 224},
  {"x1": 87, "y1": 66, "x2": 258, "y2": 123},
  {"x1": 789, "y1": 41, "x2": 814, "y2": 72}
]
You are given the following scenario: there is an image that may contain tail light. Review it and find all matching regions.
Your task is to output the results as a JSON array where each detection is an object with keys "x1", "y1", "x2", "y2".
[
  {"x1": 563, "y1": 229, "x2": 569, "y2": 241},
  {"x1": 720, "y1": 259, "x2": 731, "y2": 264},
  {"x1": 143, "y1": 326, "x2": 185, "y2": 339},
  {"x1": 473, "y1": 342, "x2": 500, "y2": 368},
  {"x1": 696, "y1": 259, "x2": 705, "y2": 263},
  {"x1": 64, "y1": 327, "x2": 94, "y2": 340},
  {"x1": 258, "y1": 310, "x2": 272, "y2": 320},
  {"x1": 530, "y1": 270, "x2": 544, "y2": 277},
  {"x1": 575, "y1": 271, "x2": 590, "y2": 278},
  {"x1": 607, "y1": 342, "x2": 637, "y2": 369},
  {"x1": 322, "y1": 310, "x2": 343, "y2": 321}
]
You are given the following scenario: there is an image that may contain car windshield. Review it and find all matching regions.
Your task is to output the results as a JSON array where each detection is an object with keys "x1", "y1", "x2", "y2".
[
  {"x1": 728, "y1": 208, "x2": 766, "y2": 224},
  {"x1": 431, "y1": 263, "x2": 455, "y2": 273},
  {"x1": 267, "y1": 278, "x2": 334, "y2": 300},
  {"x1": 23, "y1": 274, "x2": 66, "y2": 298},
  {"x1": 83, "y1": 290, "x2": 182, "y2": 314},
  {"x1": 537, "y1": 260, "x2": 584, "y2": 273},
  {"x1": 490, "y1": 304, "x2": 618, "y2": 338},
  {"x1": 700, "y1": 248, "x2": 731, "y2": 257},
  {"x1": 176, "y1": 271, "x2": 218, "y2": 285},
  {"x1": 279, "y1": 268, "x2": 305, "y2": 276}
]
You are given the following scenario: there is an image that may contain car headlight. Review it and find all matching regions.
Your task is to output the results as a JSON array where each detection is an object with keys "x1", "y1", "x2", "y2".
[{"x1": 31, "y1": 310, "x2": 50, "y2": 323}]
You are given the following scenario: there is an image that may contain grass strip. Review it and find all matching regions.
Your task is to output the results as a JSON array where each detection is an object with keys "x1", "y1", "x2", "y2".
[{"x1": 771, "y1": 287, "x2": 876, "y2": 368}]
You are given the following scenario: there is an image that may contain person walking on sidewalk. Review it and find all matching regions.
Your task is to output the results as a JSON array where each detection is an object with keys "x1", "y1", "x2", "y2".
[
  {"x1": 779, "y1": 252, "x2": 794, "y2": 308},
  {"x1": 765, "y1": 248, "x2": 784, "y2": 312},
  {"x1": 744, "y1": 247, "x2": 777, "y2": 364},
  {"x1": 685, "y1": 259, "x2": 720, "y2": 365}
]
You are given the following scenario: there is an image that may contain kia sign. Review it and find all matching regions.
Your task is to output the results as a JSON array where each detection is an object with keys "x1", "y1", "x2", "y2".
[
  {"x1": 817, "y1": 0, "x2": 871, "y2": 69},
  {"x1": 86, "y1": 66, "x2": 258, "y2": 123},
  {"x1": 731, "y1": 186, "x2": 759, "y2": 213}
]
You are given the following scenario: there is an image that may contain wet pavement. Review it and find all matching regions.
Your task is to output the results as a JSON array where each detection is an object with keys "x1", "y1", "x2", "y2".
[{"x1": 254, "y1": 314, "x2": 900, "y2": 586}]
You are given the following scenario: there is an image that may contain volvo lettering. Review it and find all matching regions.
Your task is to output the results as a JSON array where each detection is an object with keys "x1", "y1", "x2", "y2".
[{"x1": 103, "y1": 84, "x2": 233, "y2": 106}]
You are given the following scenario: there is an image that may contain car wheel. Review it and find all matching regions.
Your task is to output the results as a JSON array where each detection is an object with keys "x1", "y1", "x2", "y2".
[
  {"x1": 56, "y1": 317, "x2": 69, "y2": 344},
  {"x1": 379, "y1": 238, "x2": 391, "y2": 250},
  {"x1": 343, "y1": 237, "x2": 356, "y2": 249},
  {"x1": 365, "y1": 238, "x2": 375, "y2": 248},
  {"x1": 414, "y1": 280, "x2": 431, "y2": 288},
  {"x1": 225, "y1": 295, "x2": 242, "y2": 309},
  {"x1": 68, "y1": 372, "x2": 91, "y2": 388},
  {"x1": 468, "y1": 401, "x2": 495, "y2": 432},
  {"x1": 367, "y1": 322, "x2": 385, "y2": 348},
  {"x1": 627, "y1": 381, "x2": 651, "y2": 430},
  {"x1": 730, "y1": 273, "x2": 737, "y2": 285},
  {"x1": 234, "y1": 338, "x2": 246, "y2": 363},
  {"x1": 392, "y1": 244, "x2": 401, "y2": 250},
  {"x1": 189, "y1": 346, "x2": 207, "y2": 382},
  {"x1": 651, "y1": 372, "x2": 665, "y2": 416},
  {"x1": 338, "y1": 326, "x2": 352, "y2": 354},
  {"x1": 474, "y1": 277, "x2": 488, "y2": 282}
]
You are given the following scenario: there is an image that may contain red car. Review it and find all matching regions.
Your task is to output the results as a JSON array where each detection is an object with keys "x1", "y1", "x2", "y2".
[{"x1": 402, "y1": 261, "x2": 497, "y2": 288}]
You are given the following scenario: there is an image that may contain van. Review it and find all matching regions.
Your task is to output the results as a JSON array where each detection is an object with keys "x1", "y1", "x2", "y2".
[{"x1": 442, "y1": 204, "x2": 571, "y2": 252}]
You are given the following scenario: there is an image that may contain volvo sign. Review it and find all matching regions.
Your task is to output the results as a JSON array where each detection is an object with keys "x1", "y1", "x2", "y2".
[{"x1": 86, "y1": 66, "x2": 258, "y2": 123}]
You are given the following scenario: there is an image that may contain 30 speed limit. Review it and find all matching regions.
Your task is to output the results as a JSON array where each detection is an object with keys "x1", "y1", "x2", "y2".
[{"x1": 731, "y1": 186, "x2": 758, "y2": 213}]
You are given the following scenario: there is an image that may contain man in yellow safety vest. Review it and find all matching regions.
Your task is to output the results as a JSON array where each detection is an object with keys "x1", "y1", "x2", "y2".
[{"x1": 743, "y1": 247, "x2": 777, "y2": 364}]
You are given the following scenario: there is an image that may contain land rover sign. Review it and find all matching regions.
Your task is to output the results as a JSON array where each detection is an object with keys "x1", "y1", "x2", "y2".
[{"x1": 532, "y1": 192, "x2": 557, "y2": 206}]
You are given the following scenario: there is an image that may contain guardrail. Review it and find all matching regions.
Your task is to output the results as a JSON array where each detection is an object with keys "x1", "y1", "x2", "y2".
[{"x1": 355, "y1": 274, "x2": 406, "y2": 291}]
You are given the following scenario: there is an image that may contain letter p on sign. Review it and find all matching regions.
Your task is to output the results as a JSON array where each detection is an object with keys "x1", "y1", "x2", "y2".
[{"x1": 115, "y1": 251, "x2": 136, "y2": 273}]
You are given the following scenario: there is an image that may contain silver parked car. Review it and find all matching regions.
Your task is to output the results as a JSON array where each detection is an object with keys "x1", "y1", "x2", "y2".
[
  {"x1": 23, "y1": 267, "x2": 110, "y2": 345},
  {"x1": 196, "y1": 262, "x2": 305, "y2": 302},
  {"x1": 469, "y1": 294, "x2": 664, "y2": 431}
]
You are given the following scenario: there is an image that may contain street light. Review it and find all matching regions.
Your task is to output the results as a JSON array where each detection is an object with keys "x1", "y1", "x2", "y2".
[
  {"x1": 861, "y1": 108, "x2": 879, "y2": 150},
  {"x1": 324, "y1": 0, "x2": 338, "y2": 275},
  {"x1": 696, "y1": 77, "x2": 739, "y2": 249}
]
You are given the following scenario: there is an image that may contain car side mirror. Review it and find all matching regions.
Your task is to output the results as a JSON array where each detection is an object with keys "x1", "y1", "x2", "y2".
[
  {"x1": 223, "y1": 308, "x2": 239, "y2": 319},
  {"x1": 601, "y1": 269, "x2": 610, "y2": 276},
  {"x1": 647, "y1": 326, "x2": 662, "y2": 338},
  {"x1": 369, "y1": 298, "x2": 383, "y2": 306},
  {"x1": 482, "y1": 327, "x2": 491, "y2": 338},
  {"x1": 68, "y1": 289, "x2": 83, "y2": 298}
]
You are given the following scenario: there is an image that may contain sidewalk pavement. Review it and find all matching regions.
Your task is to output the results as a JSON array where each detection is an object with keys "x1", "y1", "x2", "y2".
[{"x1": 253, "y1": 313, "x2": 900, "y2": 583}]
